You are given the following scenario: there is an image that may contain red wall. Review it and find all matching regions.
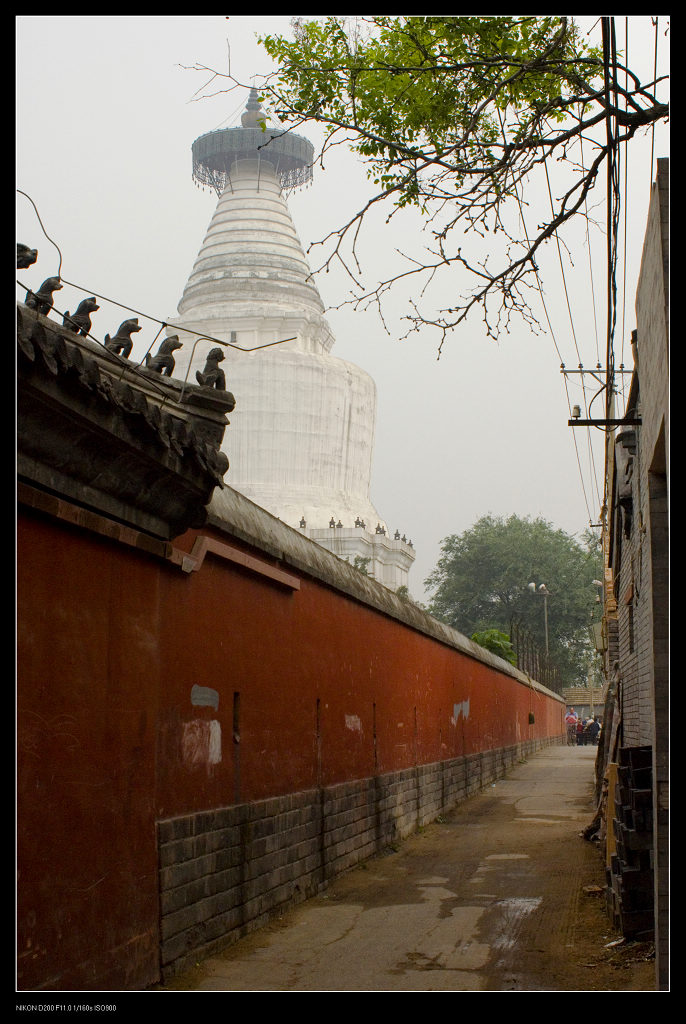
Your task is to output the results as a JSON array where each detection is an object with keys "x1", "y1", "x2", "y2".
[
  {"x1": 17, "y1": 512, "x2": 161, "y2": 990},
  {"x1": 154, "y1": 532, "x2": 562, "y2": 812},
  {"x1": 17, "y1": 509, "x2": 564, "y2": 989}
]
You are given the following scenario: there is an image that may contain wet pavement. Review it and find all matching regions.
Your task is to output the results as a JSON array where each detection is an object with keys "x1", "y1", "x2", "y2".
[{"x1": 155, "y1": 745, "x2": 654, "y2": 992}]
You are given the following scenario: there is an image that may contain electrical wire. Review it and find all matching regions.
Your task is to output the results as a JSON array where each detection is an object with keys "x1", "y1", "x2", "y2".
[
  {"x1": 210, "y1": 94, "x2": 247, "y2": 132},
  {"x1": 17, "y1": 185, "x2": 305, "y2": 428},
  {"x1": 650, "y1": 18, "x2": 659, "y2": 188},
  {"x1": 502, "y1": 140, "x2": 601, "y2": 526},
  {"x1": 618, "y1": 17, "x2": 629, "y2": 398},
  {"x1": 539, "y1": 138, "x2": 606, "y2": 518},
  {"x1": 561, "y1": 372, "x2": 597, "y2": 525},
  {"x1": 16, "y1": 277, "x2": 176, "y2": 405},
  {"x1": 600, "y1": 16, "x2": 624, "y2": 519},
  {"x1": 542, "y1": 154, "x2": 604, "y2": 510},
  {"x1": 17, "y1": 190, "x2": 63, "y2": 278},
  {"x1": 509, "y1": 170, "x2": 599, "y2": 526},
  {"x1": 543, "y1": 161, "x2": 583, "y2": 368},
  {"x1": 578, "y1": 134, "x2": 601, "y2": 369},
  {"x1": 17, "y1": 189, "x2": 295, "y2": 357}
]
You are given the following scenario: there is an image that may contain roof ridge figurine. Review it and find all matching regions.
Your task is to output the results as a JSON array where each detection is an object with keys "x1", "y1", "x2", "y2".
[
  {"x1": 195, "y1": 347, "x2": 226, "y2": 390},
  {"x1": 104, "y1": 318, "x2": 142, "y2": 359},
  {"x1": 63, "y1": 297, "x2": 99, "y2": 337},
  {"x1": 145, "y1": 335, "x2": 183, "y2": 376},
  {"x1": 17, "y1": 243, "x2": 38, "y2": 269},
  {"x1": 25, "y1": 276, "x2": 62, "y2": 317}
]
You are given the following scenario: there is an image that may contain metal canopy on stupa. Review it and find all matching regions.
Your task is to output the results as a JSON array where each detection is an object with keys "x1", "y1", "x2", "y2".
[{"x1": 192, "y1": 87, "x2": 314, "y2": 196}]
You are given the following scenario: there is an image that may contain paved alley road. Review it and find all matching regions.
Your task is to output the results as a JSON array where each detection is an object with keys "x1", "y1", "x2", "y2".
[{"x1": 156, "y1": 745, "x2": 655, "y2": 993}]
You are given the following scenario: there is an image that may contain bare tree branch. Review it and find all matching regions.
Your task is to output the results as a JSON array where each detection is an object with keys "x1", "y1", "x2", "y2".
[{"x1": 186, "y1": 16, "x2": 669, "y2": 346}]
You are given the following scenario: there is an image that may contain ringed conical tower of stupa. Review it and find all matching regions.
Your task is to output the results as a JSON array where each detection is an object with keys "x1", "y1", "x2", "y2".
[{"x1": 166, "y1": 89, "x2": 415, "y2": 591}]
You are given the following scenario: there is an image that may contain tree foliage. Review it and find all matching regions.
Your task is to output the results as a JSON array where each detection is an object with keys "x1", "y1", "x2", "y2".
[
  {"x1": 251, "y1": 16, "x2": 668, "y2": 347},
  {"x1": 351, "y1": 555, "x2": 371, "y2": 575},
  {"x1": 471, "y1": 629, "x2": 517, "y2": 665},
  {"x1": 425, "y1": 514, "x2": 602, "y2": 684}
]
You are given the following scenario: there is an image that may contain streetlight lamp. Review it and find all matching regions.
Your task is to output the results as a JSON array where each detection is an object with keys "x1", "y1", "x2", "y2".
[{"x1": 528, "y1": 582, "x2": 550, "y2": 656}]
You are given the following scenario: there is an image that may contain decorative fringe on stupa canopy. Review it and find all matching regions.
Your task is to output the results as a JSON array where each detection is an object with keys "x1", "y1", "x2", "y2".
[{"x1": 191, "y1": 88, "x2": 314, "y2": 196}]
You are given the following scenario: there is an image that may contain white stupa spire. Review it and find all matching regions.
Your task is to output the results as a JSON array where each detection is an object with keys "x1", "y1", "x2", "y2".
[{"x1": 167, "y1": 90, "x2": 415, "y2": 590}]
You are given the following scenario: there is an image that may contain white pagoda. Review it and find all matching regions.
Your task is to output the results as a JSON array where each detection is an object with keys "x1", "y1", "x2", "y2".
[{"x1": 166, "y1": 89, "x2": 415, "y2": 591}]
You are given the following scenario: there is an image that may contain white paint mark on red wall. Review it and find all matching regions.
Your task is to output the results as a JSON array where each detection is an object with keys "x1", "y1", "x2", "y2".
[{"x1": 182, "y1": 720, "x2": 222, "y2": 767}]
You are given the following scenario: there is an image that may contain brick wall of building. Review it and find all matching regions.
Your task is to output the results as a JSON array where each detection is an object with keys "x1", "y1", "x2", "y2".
[
  {"x1": 633, "y1": 158, "x2": 669, "y2": 989},
  {"x1": 603, "y1": 158, "x2": 668, "y2": 989}
]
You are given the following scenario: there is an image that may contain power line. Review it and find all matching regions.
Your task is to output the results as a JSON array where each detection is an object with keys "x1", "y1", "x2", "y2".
[
  {"x1": 562, "y1": 372, "x2": 596, "y2": 524},
  {"x1": 578, "y1": 134, "x2": 601, "y2": 368},
  {"x1": 600, "y1": 16, "x2": 624, "y2": 520},
  {"x1": 503, "y1": 139, "x2": 602, "y2": 527},
  {"x1": 17, "y1": 188, "x2": 297, "y2": 406},
  {"x1": 602, "y1": 17, "x2": 621, "y2": 422},
  {"x1": 650, "y1": 18, "x2": 659, "y2": 187},
  {"x1": 540, "y1": 154, "x2": 605, "y2": 521},
  {"x1": 618, "y1": 17, "x2": 629, "y2": 394},
  {"x1": 542, "y1": 161, "x2": 583, "y2": 367},
  {"x1": 17, "y1": 190, "x2": 63, "y2": 278}
]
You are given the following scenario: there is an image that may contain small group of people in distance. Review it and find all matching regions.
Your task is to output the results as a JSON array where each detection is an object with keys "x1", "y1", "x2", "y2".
[{"x1": 564, "y1": 707, "x2": 601, "y2": 747}]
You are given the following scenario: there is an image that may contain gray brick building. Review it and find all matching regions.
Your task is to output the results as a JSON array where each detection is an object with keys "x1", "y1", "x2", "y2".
[{"x1": 600, "y1": 157, "x2": 668, "y2": 990}]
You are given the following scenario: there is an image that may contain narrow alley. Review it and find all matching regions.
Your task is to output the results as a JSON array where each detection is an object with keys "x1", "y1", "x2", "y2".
[{"x1": 156, "y1": 745, "x2": 655, "y2": 993}]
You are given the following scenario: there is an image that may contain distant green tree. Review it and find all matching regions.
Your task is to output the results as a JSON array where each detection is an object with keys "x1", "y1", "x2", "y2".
[
  {"x1": 426, "y1": 514, "x2": 602, "y2": 684},
  {"x1": 351, "y1": 555, "x2": 371, "y2": 575},
  {"x1": 471, "y1": 629, "x2": 517, "y2": 665}
]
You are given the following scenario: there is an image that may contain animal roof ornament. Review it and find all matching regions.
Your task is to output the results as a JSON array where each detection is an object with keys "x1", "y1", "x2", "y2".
[
  {"x1": 145, "y1": 335, "x2": 183, "y2": 377},
  {"x1": 104, "y1": 318, "x2": 142, "y2": 359},
  {"x1": 25, "y1": 277, "x2": 62, "y2": 317},
  {"x1": 195, "y1": 347, "x2": 226, "y2": 390}
]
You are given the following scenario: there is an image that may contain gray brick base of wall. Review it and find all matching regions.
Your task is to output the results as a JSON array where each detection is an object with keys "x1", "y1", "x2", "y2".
[{"x1": 158, "y1": 737, "x2": 557, "y2": 978}]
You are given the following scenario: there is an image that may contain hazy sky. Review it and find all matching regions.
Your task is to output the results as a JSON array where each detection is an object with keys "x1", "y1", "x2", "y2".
[{"x1": 16, "y1": 16, "x2": 669, "y2": 597}]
